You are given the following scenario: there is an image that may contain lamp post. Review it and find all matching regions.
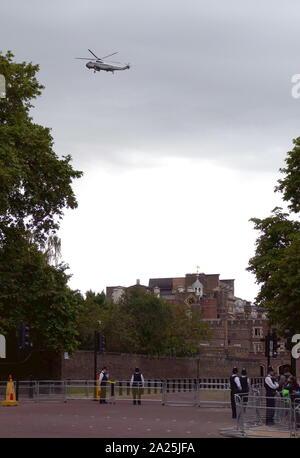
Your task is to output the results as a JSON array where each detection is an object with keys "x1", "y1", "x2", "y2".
[
  {"x1": 94, "y1": 330, "x2": 98, "y2": 384},
  {"x1": 284, "y1": 329, "x2": 297, "y2": 375},
  {"x1": 94, "y1": 321, "x2": 102, "y2": 384}
]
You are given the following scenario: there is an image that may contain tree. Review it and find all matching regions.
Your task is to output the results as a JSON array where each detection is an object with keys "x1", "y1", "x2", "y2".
[
  {"x1": 42, "y1": 235, "x2": 62, "y2": 267},
  {"x1": 0, "y1": 51, "x2": 83, "y2": 352},
  {"x1": 77, "y1": 291, "x2": 107, "y2": 349},
  {"x1": 97, "y1": 299, "x2": 139, "y2": 354},
  {"x1": 96, "y1": 287, "x2": 211, "y2": 357},
  {"x1": 275, "y1": 137, "x2": 300, "y2": 214},
  {"x1": 0, "y1": 51, "x2": 82, "y2": 244},
  {"x1": 165, "y1": 305, "x2": 211, "y2": 357},
  {"x1": 107, "y1": 286, "x2": 171, "y2": 355},
  {"x1": 0, "y1": 231, "x2": 84, "y2": 353},
  {"x1": 248, "y1": 137, "x2": 300, "y2": 335}
]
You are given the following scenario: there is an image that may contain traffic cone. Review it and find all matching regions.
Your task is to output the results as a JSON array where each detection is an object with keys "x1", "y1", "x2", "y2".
[{"x1": 2, "y1": 375, "x2": 19, "y2": 406}]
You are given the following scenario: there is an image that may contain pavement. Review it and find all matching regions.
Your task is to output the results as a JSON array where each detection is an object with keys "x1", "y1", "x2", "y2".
[
  {"x1": 1, "y1": 400, "x2": 297, "y2": 440},
  {"x1": 0, "y1": 400, "x2": 235, "y2": 438}
]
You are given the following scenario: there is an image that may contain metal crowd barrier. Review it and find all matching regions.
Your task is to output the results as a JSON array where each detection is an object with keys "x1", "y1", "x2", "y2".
[
  {"x1": 65, "y1": 380, "x2": 164, "y2": 403},
  {"x1": 0, "y1": 380, "x2": 66, "y2": 403},
  {"x1": 162, "y1": 381, "x2": 233, "y2": 407},
  {"x1": 109, "y1": 381, "x2": 163, "y2": 403},
  {"x1": 235, "y1": 394, "x2": 300, "y2": 438},
  {"x1": 162, "y1": 379, "x2": 262, "y2": 407},
  {"x1": 0, "y1": 380, "x2": 164, "y2": 403},
  {"x1": 0, "y1": 377, "x2": 267, "y2": 405},
  {"x1": 198, "y1": 382, "x2": 230, "y2": 407},
  {"x1": 162, "y1": 381, "x2": 199, "y2": 406}
]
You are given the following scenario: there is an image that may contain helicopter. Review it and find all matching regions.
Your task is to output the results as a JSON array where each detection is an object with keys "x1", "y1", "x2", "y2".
[{"x1": 76, "y1": 49, "x2": 130, "y2": 74}]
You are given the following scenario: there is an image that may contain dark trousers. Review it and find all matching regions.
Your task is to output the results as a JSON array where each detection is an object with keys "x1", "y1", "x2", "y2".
[
  {"x1": 231, "y1": 392, "x2": 238, "y2": 418},
  {"x1": 266, "y1": 396, "x2": 276, "y2": 424},
  {"x1": 99, "y1": 384, "x2": 107, "y2": 404},
  {"x1": 132, "y1": 387, "x2": 142, "y2": 405}
]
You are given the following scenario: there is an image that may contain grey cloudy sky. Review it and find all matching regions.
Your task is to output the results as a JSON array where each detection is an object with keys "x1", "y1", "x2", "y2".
[{"x1": 2, "y1": 0, "x2": 300, "y2": 301}]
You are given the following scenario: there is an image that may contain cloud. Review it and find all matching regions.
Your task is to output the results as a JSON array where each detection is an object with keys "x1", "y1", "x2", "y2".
[
  {"x1": 1, "y1": 0, "x2": 299, "y2": 301},
  {"x1": 2, "y1": 0, "x2": 300, "y2": 173}
]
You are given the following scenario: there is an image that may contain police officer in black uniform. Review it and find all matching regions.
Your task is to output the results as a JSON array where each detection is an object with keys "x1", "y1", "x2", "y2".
[
  {"x1": 230, "y1": 367, "x2": 242, "y2": 419},
  {"x1": 239, "y1": 368, "x2": 250, "y2": 409},
  {"x1": 130, "y1": 368, "x2": 145, "y2": 405},
  {"x1": 264, "y1": 366, "x2": 279, "y2": 425}
]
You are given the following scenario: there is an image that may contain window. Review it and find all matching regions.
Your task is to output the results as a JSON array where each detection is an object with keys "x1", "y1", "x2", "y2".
[
  {"x1": 253, "y1": 343, "x2": 263, "y2": 354},
  {"x1": 253, "y1": 327, "x2": 263, "y2": 338}
]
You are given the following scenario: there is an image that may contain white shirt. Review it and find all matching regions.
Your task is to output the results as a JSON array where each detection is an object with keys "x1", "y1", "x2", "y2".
[
  {"x1": 99, "y1": 371, "x2": 109, "y2": 383},
  {"x1": 265, "y1": 375, "x2": 279, "y2": 390},
  {"x1": 232, "y1": 374, "x2": 242, "y2": 391}
]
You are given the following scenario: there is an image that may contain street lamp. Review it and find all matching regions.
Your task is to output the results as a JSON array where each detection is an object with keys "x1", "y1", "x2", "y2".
[
  {"x1": 284, "y1": 329, "x2": 296, "y2": 375},
  {"x1": 94, "y1": 321, "x2": 102, "y2": 384}
]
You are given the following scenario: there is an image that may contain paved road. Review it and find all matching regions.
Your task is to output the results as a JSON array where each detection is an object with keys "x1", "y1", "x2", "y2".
[{"x1": 0, "y1": 401, "x2": 235, "y2": 438}]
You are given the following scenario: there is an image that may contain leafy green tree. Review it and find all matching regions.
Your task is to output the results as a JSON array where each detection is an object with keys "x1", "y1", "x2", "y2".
[
  {"x1": 0, "y1": 51, "x2": 83, "y2": 351},
  {"x1": 97, "y1": 287, "x2": 211, "y2": 356},
  {"x1": 248, "y1": 209, "x2": 300, "y2": 333},
  {"x1": 108, "y1": 286, "x2": 171, "y2": 355},
  {"x1": 248, "y1": 137, "x2": 300, "y2": 335},
  {"x1": 275, "y1": 137, "x2": 300, "y2": 214},
  {"x1": 0, "y1": 51, "x2": 82, "y2": 244},
  {"x1": 97, "y1": 299, "x2": 139, "y2": 354},
  {"x1": 77, "y1": 290, "x2": 107, "y2": 349},
  {"x1": 0, "y1": 231, "x2": 84, "y2": 352},
  {"x1": 165, "y1": 305, "x2": 211, "y2": 356}
]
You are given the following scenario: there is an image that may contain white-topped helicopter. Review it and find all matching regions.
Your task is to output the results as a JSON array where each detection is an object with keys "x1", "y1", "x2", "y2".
[{"x1": 76, "y1": 49, "x2": 130, "y2": 74}]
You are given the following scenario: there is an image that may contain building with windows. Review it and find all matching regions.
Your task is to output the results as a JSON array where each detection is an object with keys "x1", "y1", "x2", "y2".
[{"x1": 106, "y1": 272, "x2": 288, "y2": 362}]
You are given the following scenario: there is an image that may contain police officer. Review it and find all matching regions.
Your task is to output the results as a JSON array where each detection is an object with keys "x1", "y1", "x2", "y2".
[
  {"x1": 239, "y1": 368, "x2": 250, "y2": 408},
  {"x1": 264, "y1": 366, "x2": 279, "y2": 425},
  {"x1": 230, "y1": 367, "x2": 242, "y2": 419},
  {"x1": 130, "y1": 368, "x2": 144, "y2": 405},
  {"x1": 99, "y1": 366, "x2": 109, "y2": 404}
]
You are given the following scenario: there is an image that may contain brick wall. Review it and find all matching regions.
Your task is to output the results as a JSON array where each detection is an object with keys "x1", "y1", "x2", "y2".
[
  {"x1": 61, "y1": 351, "x2": 289, "y2": 380},
  {"x1": 201, "y1": 299, "x2": 217, "y2": 319}
]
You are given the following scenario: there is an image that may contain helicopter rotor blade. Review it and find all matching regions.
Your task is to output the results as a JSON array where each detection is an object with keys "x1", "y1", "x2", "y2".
[
  {"x1": 75, "y1": 57, "x2": 98, "y2": 60},
  {"x1": 88, "y1": 49, "x2": 101, "y2": 59},
  {"x1": 101, "y1": 52, "x2": 118, "y2": 60}
]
